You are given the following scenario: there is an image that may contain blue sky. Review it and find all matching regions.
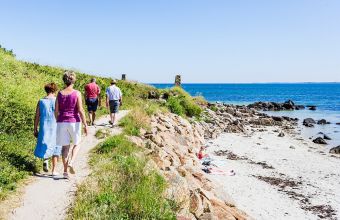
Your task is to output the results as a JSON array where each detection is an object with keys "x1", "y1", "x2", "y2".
[{"x1": 1, "y1": 0, "x2": 339, "y2": 83}]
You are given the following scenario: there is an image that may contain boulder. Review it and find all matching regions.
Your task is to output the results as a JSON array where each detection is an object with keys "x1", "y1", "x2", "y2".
[
  {"x1": 272, "y1": 116, "x2": 284, "y2": 122},
  {"x1": 148, "y1": 90, "x2": 160, "y2": 99},
  {"x1": 209, "y1": 198, "x2": 239, "y2": 220},
  {"x1": 189, "y1": 190, "x2": 204, "y2": 218},
  {"x1": 164, "y1": 171, "x2": 190, "y2": 210},
  {"x1": 323, "y1": 134, "x2": 332, "y2": 140},
  {"x1": 247, "y1": 100, "x2": 304, "y2": 111},
  {"x1": 312, "y1": 137, "x2": 327, "y2": 145},
  {"x1": 308, "y1": 106, "x2": 317, "y2": 111},
  {"x1": 282, "y1": 100, "x2": 295, "y2": 110},
  {"x1": 295, "y1": 105, "x2": 305, "y2": 110},
  {"x1": 329, "y1": 146, "x2": 340, "y2": 154},
  {"x1": 317, "y1": 119, "x2": 330, "y2": 125},
  {"x1": 198, "y1": 213, "x2": 218, "y2": 220},
  {"x1": 278, "y1": 132, "x2": 285, "y2": 137},
  {"x1": 303, "y1": 118, "x2": 316, "y2": 127}
]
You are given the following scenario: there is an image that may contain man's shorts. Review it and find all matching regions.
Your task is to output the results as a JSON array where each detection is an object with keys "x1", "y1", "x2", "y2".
[
  {"x1": 109, "y1": 100, "x2": 120, "y2": 113},
  {"x1": 56, "y1": 122, "x2": 82, "y2": 146},
  {"x1": 86, "y1": 98, "x2": 98, "y2": 112}
]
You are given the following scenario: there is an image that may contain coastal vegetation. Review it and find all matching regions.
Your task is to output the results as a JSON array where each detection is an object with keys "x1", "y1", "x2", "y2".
[
  {"x1": 0, "y1": 46, "x2": 157, "y2": 199},
  {"x1": 69, "y1": 128, "x2": 176, "y2": 219},
  {"x1": 0, "y1": 46, "x2": 204, "y2": 219},
  {"x1": 0, "y1": 46, "x2": 120, "y2": 199},
  {"x1": 164, "y1": 86, "x2": 202, "y2": 118}
]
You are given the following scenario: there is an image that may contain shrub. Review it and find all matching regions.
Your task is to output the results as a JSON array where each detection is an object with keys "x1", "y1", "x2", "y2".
[
  {"x1": 165, "y1": 87, "x2": 202, "y2": 118},
  {"x1": 181, "y1": 99, "x2": 202, "y2": 117},
  {"x1": 209, "y1": 105, "x2": 218, "y2": 112},
  {"x1": 166, "y1": 96, "x2": 185, "y2": 116}
]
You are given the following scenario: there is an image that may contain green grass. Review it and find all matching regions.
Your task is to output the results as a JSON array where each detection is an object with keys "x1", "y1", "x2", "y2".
[
  {"x1": 119, "y1": 107, "x2": 151, "y2": 136},
  {"x1": 165, "y1": 86, "x2": 202, "y2": 118},
  {"x1": 69, "y1": 134, "x2": 176, "y2": 220},
  {"x1": 0, "y1": 46, "x2": 156, "y2": 200},
  {"x1": 69, "y1": 101, "x2": 177, "y2": 219},
  {"x1": 0, "y1": 45, "x2": 201, "y2": 219}
]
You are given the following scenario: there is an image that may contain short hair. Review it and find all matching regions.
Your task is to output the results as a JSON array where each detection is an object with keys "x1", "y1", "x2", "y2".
[
  {"x1": 110, "y1": 79, "x2": 117, "y2": 85},
  {"x1": 63, "y1": 71, "x2": 76, "y2": 86},
  {"x1": 44, "y1": 82, "x2": 58, "y2": 94},
  {"x1": 90, "y1": 78, "x2": 96, "y2": 83}
]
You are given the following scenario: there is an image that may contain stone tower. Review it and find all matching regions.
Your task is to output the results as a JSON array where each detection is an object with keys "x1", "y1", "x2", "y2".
[
  {"x1": 121, "y1": 74, "x2": 126, "y2": 80},
  {"x1": 175, "y1": 75, "x2": 181, "y2": 86}
]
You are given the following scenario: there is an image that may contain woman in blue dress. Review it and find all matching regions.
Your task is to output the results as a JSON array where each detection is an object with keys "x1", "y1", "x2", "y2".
[{"x1": 33, "y1": 83, "x2": 61, "y2": 176}]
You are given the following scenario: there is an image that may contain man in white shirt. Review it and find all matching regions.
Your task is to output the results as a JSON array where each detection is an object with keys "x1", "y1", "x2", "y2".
[{"x1": 105, "y1": 79, "x2": 122, "y2": 126}]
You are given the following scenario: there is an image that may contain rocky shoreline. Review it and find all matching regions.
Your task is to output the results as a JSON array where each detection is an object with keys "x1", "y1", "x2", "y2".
[
  {"x1": 129, "y1": 112, "x2": 249, "y2": 220},
  {"x1": 128, "y1": 99, "x2": 339, "y2": 219},
  {"x1": 201, "y1": 101, "x2": 339, "y2": 153},
  {"x1": 201, "y1": 102, "x2": 299, "y2": 139}
]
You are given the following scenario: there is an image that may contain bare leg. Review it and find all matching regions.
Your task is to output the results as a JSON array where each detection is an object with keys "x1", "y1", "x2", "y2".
[
  {"x1": 88, "y1": 111, "x2": 93, "y2": 125},
  {"x1": 92, "y1": 111, "x2": 96, "y2": 124},
  {"x1": 62, "y1": 145, "x2": 70, "y2": 173},
  {"x1": 110, "y1": 113, "x2": 116, "y2": 125},
  {"x1": 51, "y1": 156, "x2": 58, "y2": 173},
  {"x1": 110, "y1": 113, "x2": 113, "y2": 124},
  {"x1": 69, "y1": 144, "x2": 80, "y2": 165}
]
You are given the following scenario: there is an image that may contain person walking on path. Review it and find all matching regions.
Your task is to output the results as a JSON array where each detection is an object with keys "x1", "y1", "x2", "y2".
[
  {"x1": 55, "y1": 71, "x2": 88, "y2": 179},
  {"x1": 84, "y1": 78, "x2": 101, "y2": 125},
  {"x1": 106, "y1": 79, "x2": 122, "y2": 127},
  {"x1": 33, "y1": 83, "x2": 61, "y2": 176}
]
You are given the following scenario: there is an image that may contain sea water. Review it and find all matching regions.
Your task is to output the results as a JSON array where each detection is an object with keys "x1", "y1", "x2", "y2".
[{"x1": 152, "y1": 83, "x2": 340, "y2": 148}]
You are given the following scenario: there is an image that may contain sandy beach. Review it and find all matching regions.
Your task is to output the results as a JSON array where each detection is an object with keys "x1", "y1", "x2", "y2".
[{"x1": 205, "y1": 126, "x2": 340, "y2": 220}]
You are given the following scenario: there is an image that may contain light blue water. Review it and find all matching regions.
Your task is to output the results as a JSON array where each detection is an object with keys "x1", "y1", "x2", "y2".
[{"x1": 152, "y1": 83, "x2": 340, "y2": 147}]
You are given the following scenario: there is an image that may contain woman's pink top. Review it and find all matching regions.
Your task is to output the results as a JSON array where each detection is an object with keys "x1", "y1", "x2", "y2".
[{"x1": 57, "y1": 90, "x2": 81, "y2": 123}]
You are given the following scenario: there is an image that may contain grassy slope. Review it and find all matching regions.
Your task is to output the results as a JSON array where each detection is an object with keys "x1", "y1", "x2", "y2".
[
  {"x1": 0, "y1": 46, "x2": 203, "y2": 219},
  {"x1": 68, "y1": 92, "x2": 204, "y2": 219},
  {"x1": 70, "y1": 116, "x2": 176, "y2": 219},
  {"x1": 0, "y1": 47, "x2": 155, "y2": 199}
]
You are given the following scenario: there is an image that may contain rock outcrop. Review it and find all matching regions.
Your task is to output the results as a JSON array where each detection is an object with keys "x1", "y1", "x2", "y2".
[
  {"x1": 247, "y1": 100, "x2": 305, "y2": 111},
  {"x1": 329, "y1": 146, "x2": 340, "y2": 154},
  {"x1": 317, "y1": 119, "x2": 330, "y2": 125},
  {"x1": 312, "y1": 137, "x2": 327, "y2": 145},
  {"x1": 278, "y1": 132, "x2": 285, "y2": 137},
  {"x1": 129, "y1": 112, "x2": 249, "y2": 220},
  {"x1": 323, "y1": 134, "x2": 332, "y2": 140},
  {"x1": 131, "y1": 100, "x2": 327, "y2": 219},
  {"x1": 303, "y1": 118, "x2": 316, "y2": 127},
  {"x1": 199, "y1": 103, "x2": 297, "y2": 139},
  {"x1": 307, "y1": 105, "x2": 317, "y2": 111}
]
